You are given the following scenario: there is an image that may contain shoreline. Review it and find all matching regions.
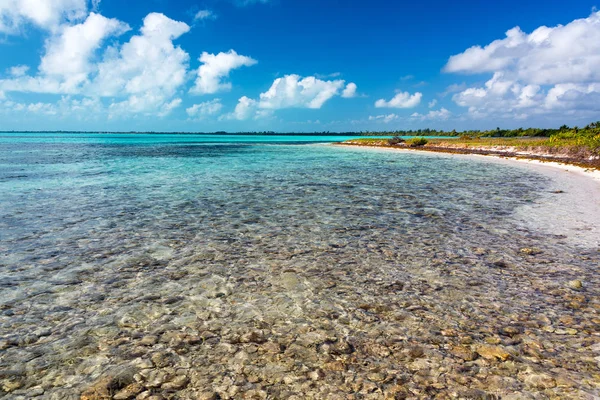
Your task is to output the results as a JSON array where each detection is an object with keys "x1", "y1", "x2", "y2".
[
  {"x1": 335, "y1": 142, "x2": 600, "y2": 178},
  {"x1": 335, "y1": 142, "x2": 600, "y2": 248}
]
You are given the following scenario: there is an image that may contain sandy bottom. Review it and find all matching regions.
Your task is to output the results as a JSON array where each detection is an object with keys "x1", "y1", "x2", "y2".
[{"x1": 340, "y1": 145, "x2": 600, "y2": 249}]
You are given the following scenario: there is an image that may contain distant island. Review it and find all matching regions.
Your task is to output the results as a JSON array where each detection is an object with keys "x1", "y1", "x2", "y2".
[{"x1": 1, "y1": 122, "x2": 598, "y2": 138}]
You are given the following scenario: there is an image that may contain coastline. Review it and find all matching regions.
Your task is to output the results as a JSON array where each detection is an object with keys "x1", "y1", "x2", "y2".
[
  {"x1": 335, "y1": 142, "x2": 600, "y2": 248},
  {"x1": 336, "y1": 141, "x2": 600, "y2": 171}
]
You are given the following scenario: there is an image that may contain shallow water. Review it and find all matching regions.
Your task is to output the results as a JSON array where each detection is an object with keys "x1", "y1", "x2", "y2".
[{"x1": 1, "y1": 134, "x2": 599, "y2": 399}]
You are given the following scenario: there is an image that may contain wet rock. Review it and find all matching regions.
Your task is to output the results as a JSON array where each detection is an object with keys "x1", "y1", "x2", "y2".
[
  {"x1": 499, "y1": 325, "x2": 523, "y2": 337},
  {"x1": 113, "y1": 383, "x2": 144, "y2": 400},
  {"x1": 196, "y1": 392, "x2": 219, "y2": 400},
  {"x1": 1, "y1": 379, "x2": 23, "y2": 392},
  {"x1": 523, "y1": 372, "x2": 557, "y2": 389},
  {"x1": 80, "y1": 376, "x2": 119, "y2": 400},
  {"x1": 139, "y1": 335, "x2": 158, "y2": 346},
  {"x1": 151, "y1": 351, "x2": 175, "y2": 368},
  {"x1": 240, "y1": 330, "x2": 266, "y2": 344},
  {"x1": 520, "y1": 248, "x2": 542, "y2": 256},
  {"x1": 567, "y1": 280, "x2": 583, "y2": 290},
  {"x1": 161, "y1": 375, "x2": 189, "y2": 390},
  {"x1": 475, "y1": 345, "x2": 510, "y2": 361},
  {"x1": 449, "y1": 345, "x2": 478, "y2": 361}
]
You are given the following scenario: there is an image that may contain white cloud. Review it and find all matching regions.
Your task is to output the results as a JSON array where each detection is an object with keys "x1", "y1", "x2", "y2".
[
  {"x1": 158, "y1": 98, "x2": 182, "y2": 117},
  {"x1": 186, "y1": 99, "x2": 223, "y2": 118},
  {"x1": 194, "y1": 10, "x2": 216, "y2": 21},
  {"x1": 428, "y1": 99, "x2": 437, "y2": 108},
  {"x1": 0, "y1": 13, "x2": 129, "y2": 94},
  {"x1": 446, "y1": 11, "x2": 600, "y2": 119},
  {"x1": 341, "y1": 82, "x2": 357, "y2": 98},
  {"x1": 0, "y1": 90, "x2": 5, "y2": 100},
  {"x1": 0, "y1": 0, "x2": 88, "y2": 34},
  {"x1": 259, "y1": 74, "x2": 346, "y2": 109},
  {"x1": 1, "y1": 95, "x2": 105, "y2": 118},
  {"x1": 93, "y1": 13, "x2": 190, "y2": 115},
  {"x1": 375, "y1": 91, "x2": 422, "y2": 108},
  {"x1": 190, "y1": 50, "x2": 257, "y2": 95},
  {"x1": 226, "y1": 74, "x2": 351, "y2": 120},
  {"x1": 368, "y1": 114, "x2": 399, "y2": 123},
  {"x1": 0, "y1": 12, "x2": 193, "y2": 118},
  {"x1": 9, "y1": 65, "x2": 30, "y2": 77},
  {"x1": 40, "y1": 13, "x2": 130, "y2": 92},
  {"x1": 411, "y1": 108, "x2": 451, "y2": 121},
  {"x1": 227, "y1": 96, "x2": 258, "y2": 120}
]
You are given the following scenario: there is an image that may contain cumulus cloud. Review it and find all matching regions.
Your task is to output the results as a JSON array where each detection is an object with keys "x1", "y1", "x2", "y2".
[
  {"x1": 194, "y1": 10, "x2": 216, "y2": 21},
  {"x1": 341, "y1": 82, "x2": 357, "y2": 98},
  {"x1": 0, "y1": 13, "x2": 129, "y2": 94},
  {"x1": 411, "y1": 108, "x2": 451, "y2": 121},
  {"x1": 190, "y1": 50, "x2": 257, "y2": 95},
  {"x1": 368, "y1": 114, "x2": 399, "y2": 123},
  {"x1": 0, "y1": 0, "x2": 88, "y2": 34},
  {"x1": 259, "y1": 74, "x2": 346, "y2": 109},
  {"x1": 226, "y1": 74, "x2": 350, "y2": 120},
  {"x1": 186, "y1": 99, "x2": 223, "y2": 118},
  {"x1": 41, "y1": 13, "x2": 130, "y2": 92},
  {"x1": 93, "y1": 13, "x2": 190, "y2": 115},
  {"x1": 445, "y1": 11, "x2": 600, "y2": 119},
  {"x1": 227, "y1": 96, "x2": 258, "y2": 120},
  {"x1": 375, "y1": 91, "x2": 422, "y2": 108},
  {"x1": 428, "y1": 99, "x2": 437, "y2": 108}
]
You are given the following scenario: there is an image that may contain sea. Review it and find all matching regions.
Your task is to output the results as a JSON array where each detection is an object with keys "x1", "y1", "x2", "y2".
[{"x1": 0, "y1": 133, "x2": 599, "y2": 398}]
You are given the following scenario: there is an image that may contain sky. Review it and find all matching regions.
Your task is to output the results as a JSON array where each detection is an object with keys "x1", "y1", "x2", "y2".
[{"x1": 0, "y1": 0, "x2": 599, "y2": 132}]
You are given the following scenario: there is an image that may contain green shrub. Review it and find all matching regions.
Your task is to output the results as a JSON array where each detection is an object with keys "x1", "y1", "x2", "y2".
[{"x1": 407, "y1": 137, "x2": 428, "y2": 147}]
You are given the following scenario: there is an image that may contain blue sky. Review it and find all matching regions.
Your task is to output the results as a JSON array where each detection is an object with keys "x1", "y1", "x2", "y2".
[{"x1": 0, "y1": 0, "x2": 599, "y2": 132}]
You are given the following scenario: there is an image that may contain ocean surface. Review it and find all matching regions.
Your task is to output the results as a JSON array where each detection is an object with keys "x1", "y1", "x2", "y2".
[{"x1": 1, "y1": 133, "x2": 599, "y2": 399}]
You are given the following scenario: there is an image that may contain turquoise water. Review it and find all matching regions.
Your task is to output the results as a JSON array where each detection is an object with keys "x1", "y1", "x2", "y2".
[{"x1": 1, "y1": 133, "x2": 599, "y2": 398}]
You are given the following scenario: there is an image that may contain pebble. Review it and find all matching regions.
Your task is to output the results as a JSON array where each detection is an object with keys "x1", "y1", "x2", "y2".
[{"x1": 567, "y1": 280, "x2": 583, "y2": 290}]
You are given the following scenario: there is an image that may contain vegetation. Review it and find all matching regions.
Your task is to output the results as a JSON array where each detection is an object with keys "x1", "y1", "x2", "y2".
[
  {"x1": 387, "y1": 136, "x2": 405, "y2": 145},
  {"x1": 406, "y1": 137, "x2": 428, "y2": 147}
]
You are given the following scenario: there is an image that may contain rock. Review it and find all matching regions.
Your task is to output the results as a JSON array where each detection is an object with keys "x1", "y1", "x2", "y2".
[
  {"x1": 139, "y1": 335, "x2": 158, "y2": 346},
  {"x1": 80, "y1": 376, "x2": 118, "y2": 400},
  {"x1": 307, "y1": 369, "x2": 325, "y2": 381},
  {"x1": 196, "y1": 392, "x2": 219, "y2": 400},
  {"x1": 151, "y1": 351, "x2": 174, "y2": 368},
  {"x1": 2, "y1": 379, "x2": 23, "y2": 392},
  {"x1": 449, "y1": 345, "x2": 478, "y2": 361},
  {"x1": 475, "y1": 345, "x2": 510, "y2": 361},
  {"x1": 113, "y1": 383, "x2": 144, "y2": 400},
  {"x1": 499, "y1": 326, "x2": 523, "y2": 337},
  {"x1": 520, "y1": 248, "x2": 542, "y2": 256},
  {"x1": 524, "y1": 373, "x2": 556, "y2": 389},
  {"x1": 366, "y1": 372, "x2": 386, "y2": 382},
  {"x1": 240, "y1": 330, "x2": 266, "y2": 344},
  {"x1": 161, "y1": 375, "x2": 189, "y2": 390},
  {"x1": 567, "y1": 280, "x2": 583, "y2": 290},
  {"x1": 407, "y1": 345, "x2": 425, "y2": 359},
  {"x1": 145, "y1": 370, "x2": 170, "y2": 388}
]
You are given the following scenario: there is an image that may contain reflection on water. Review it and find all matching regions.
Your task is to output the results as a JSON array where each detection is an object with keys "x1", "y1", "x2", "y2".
[{"x1": 0, "y1": 134, "x2": 599, "y2": 399}]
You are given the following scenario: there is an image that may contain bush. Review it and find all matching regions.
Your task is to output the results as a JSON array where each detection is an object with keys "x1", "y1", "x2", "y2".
[
  {"x1": 387, "y1": 136, "x2": 405, "y2": 145},
  {"x1": 407, "y1": 137, "x2": 428, "y2": 147}
]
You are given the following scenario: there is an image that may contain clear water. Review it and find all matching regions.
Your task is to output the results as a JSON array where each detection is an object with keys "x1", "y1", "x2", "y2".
[{"x1": 1, "y1": 133, "x2": 599, "y2": 399}]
